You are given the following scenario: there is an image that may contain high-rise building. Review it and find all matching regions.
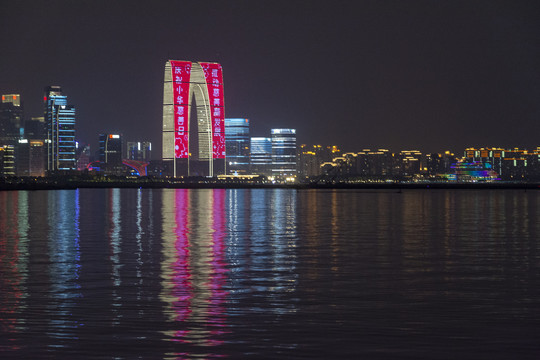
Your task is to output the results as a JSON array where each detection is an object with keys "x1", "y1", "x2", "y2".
[
  {"x1": 356, "y1": 149, "x2": 393, "y2": 177},
  {"x1": 127, "y1": 141, "x2": 152, "y2": 162},
  {"x1": 0, "y1": 145, "x2": 15, "y2": 176},
  {"x1": 162, "y1": 60, "x2": 225, "y2": 177},
  {"x1": 24, "y1": 116, "x2": 46, "y2": 140},
  {"x1": 271, "y1": 128, "x2": 297, "y2": 177},
  {"x1": 44, "y1": 86, "x2": 76, "y2": 172},
  {"x1": 99, "y1": 133, "x2": 123, "y2": 167},
  {"x1": 16, "y1": 139, "x2": 45, "y2": 177},
  {"x1": 426, "y1": 151, "x2": 456, "y2": 176},
  {"x1": 250, "y1": 137, "x2": 272, "y2": 176},
  {"x1": 395, "y1": 150, "x2": 422, "y2": 176},
  {"x1": 225, "y1": 118, "x2": 250, "y2": 175},
  {"x1": 298, "y1": 144, "x2": 323, "y2": 177},
  {"x1": 0, "y1": 94, "x2": 23, "y2": 146}
]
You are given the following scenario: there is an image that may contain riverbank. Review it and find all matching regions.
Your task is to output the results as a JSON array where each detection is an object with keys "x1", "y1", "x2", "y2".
[{"x1": 1, "y1": 177, "x2": 539, "y2": 191}]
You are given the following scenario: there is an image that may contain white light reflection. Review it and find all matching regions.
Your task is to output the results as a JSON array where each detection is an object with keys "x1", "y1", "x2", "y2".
[
  {"x1": 46, "y1": 189, "x2": 82, "y2": 344},
  {"x1": 109, "y1": 188, "x2": 122, "y2": 324}
]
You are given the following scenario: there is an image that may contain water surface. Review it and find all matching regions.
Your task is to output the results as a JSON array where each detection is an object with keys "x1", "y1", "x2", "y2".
[{"x1": 0, "y1": 188, "x2": 539, "y2": 359}]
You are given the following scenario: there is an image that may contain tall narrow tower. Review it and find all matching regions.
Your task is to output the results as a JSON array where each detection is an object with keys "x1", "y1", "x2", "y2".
[
  {"x1": 162, "y1": 60, "x2": 225, "y2": 177},
  {"x1": 45, "y1": 86, "x2": 76, "y2": 172}
]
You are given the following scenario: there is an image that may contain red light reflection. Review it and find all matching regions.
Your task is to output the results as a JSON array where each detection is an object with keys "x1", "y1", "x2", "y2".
[{"x1": 167, "y1": 189, "x2": 230, "y2": 349}]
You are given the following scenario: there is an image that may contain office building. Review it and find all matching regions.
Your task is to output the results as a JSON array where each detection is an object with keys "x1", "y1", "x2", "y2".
[
  {"x1": 127, "y1": 141, "x2": 152, "y2": 162},
  {"x1": 44, "y1": 86, "x2": 76, "y2": 172},
  {"x1": 0, "y1": 94, "x2": 23, "y2": 146},
  {"x1": 16, "y1": 139, "x2": 45, "y2": 177},
  {"x1": 99, "y1": 133, "x2": 123, "y2": 174},
  {"x1": 24, "y1": 116, "x2": 46, "y2": 140},
  {"x1": 225, "y1": 118, "x2": 250, "y2": 175},
  {"x1": 271, "y1": 128, "x2": 297, "y2": 177},
  {"x1": 250, "y1": 137, "x2": 272, "y2": 176},
  {"x1": 162, "y1": 60, "x2": 225, "y2": 177},
  {"x1": 0, "y1": 145, "x2": 15, "y2": 176}
]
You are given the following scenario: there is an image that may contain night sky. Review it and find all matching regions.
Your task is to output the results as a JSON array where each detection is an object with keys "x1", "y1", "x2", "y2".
[{"x1": 1, "y1": 0, "x2": 540, "y2": 156}]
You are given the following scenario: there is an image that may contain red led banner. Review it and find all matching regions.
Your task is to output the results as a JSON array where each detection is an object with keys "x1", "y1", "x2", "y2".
[
  {"x1": 170, "y1": 61, "x2": 192, "y2": 158},
  {"x1": 200, "y1": 63, "x2": 225, "y2": 159}
]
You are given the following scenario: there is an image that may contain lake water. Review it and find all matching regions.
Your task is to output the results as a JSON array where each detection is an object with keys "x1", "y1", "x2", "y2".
[{"x1": 0, "y1": 188, "x2": 539, "y2": 359}]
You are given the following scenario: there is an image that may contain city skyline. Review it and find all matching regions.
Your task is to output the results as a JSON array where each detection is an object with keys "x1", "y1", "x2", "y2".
[{"x1": 1, "y1": 1, "x2": 540, "y2": 155}]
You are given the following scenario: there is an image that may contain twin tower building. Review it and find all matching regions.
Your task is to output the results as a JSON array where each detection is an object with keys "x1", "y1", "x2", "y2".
[{"x1": 162, "y1": 60, "x2": 226, "y2": 177}]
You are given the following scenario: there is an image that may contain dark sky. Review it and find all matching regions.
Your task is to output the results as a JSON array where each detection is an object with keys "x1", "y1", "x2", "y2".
[{"x1": 1, "y1": 0, "x2": 540, "y2": 156}]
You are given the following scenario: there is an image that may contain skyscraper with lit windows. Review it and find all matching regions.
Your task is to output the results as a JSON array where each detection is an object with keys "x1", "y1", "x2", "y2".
[
  {"x1": 45, "y1": 86, "x2": 76, "y2": 172},
  {"x1": 225, "y1": 118, "x2": 250, "y2": 174},
  {"x1": 0, "y1": 94, "x2": 23, "y2": 146},
  {"x1": 250, "y1": 137, "x2": 272, "y2": 176},
  {"x1": 271, "y1": 128, "x2": 297, "y2": 177},
  {"x1": 99, "y1": 133, "x2": 123, "y2": 166}
]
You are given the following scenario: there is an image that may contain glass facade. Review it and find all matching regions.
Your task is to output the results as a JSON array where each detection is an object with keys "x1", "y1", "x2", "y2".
[
  {"x1": 0, "y1": 94, "x2": 23, "y2": 146},
  {"x1": 225, "y1": 118, "x2": 250, "y2": 174},
  {"x1": 45, "y1": 86, "x2": 76, "y2": 172},
  {"x1": 127, "y1": 141, "x2": 152, "y2": 162},
  {"x1": 99, "y1": 134, "x2": 123, "y2": 166},
  {"x1": 271, "y1": 129, "x2": 297, "y2": 176},
  {"x1": 250, "y1": 137, "x2": 272, "y2": 176}
]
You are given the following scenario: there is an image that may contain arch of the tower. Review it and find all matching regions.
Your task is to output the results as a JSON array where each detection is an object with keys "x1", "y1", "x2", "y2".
[{"x1": 162, "y1": 60, "x2": 225, "y2": 177}]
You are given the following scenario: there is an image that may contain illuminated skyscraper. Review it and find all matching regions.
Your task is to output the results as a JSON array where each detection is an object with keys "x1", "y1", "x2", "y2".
[
  {"x1": 271, "y1": 129, "x2": 297, "y2": 176},
  {"x1": 16, "y1": 139, "x2": 45, "y2": 177},
  {"x1": 99, "y1": 133, "x2": 123, "y2": 166},
  {"x1": 162, "y1": 60, "x2": 225, "y2": 177},
  {"x1": 45, "y1": 86, "x2": 76, "y2": 172},
  {"x1": 250, "y1": 137, "x2": 272, "y2": 176},
  {"x1": 225, "y1": 118, "x2": 250, "y2": 174},
  {"x1": 0, "y1": 94, "x2": 23, "y2": 146}
]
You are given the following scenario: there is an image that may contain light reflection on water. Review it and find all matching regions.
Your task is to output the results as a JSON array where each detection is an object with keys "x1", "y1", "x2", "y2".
[
  {"x1": 0, "y1": 189, "x2": 539, "y2": 359},
  {"x1": 46, "y1": 190, "x2": 81, "y2": 343},
  {"x1": 160, "y1": 189, "x2": 229, "y2": 355}
]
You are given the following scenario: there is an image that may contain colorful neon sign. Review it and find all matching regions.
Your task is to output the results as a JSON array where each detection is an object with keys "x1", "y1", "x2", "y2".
[
  {"x1": 200, "y1": 62, "x2": 226, "y2": 159},
  {"x1": 170, "y1": 61, "x2": 192, "y2": 158}
]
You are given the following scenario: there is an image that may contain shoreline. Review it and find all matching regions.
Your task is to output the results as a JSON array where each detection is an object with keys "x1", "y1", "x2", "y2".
[{"x1": 1, "y1": 179, "x2": 539, "y2": 191}]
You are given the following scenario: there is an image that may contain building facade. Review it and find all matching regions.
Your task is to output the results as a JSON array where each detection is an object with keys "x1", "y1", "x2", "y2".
[
  {"x1": 16, "y1": 139, "x2": 45, "y2": 177},
  {"x1": 271, "y1": 128, "x2": 297, "y2": 177},
  {"x1": 99, "y1": 133, "x2": 123, "y2": 174},
  {"x1": 0, "y1": 145, "x2": 15, "y2": 176},
  {"x1": 127, "y1": 141, "x2": 152, "y2": 162},
  {"x1": 0, "y1": 94, "x2": 23, "y2": 146},
  {"x1": 250, "y1": 137, "x2": 272, "y2": 176},
  {"x1": 162, "y1": 60, "x2": 225, "y2": 177},
  {"x1": 24, "y1": 116, "x2": 46, "y2": 140},
  {"x1": 225, "y1": 118, "x2": 250, "y2": 175},
  {"x1": 45, "y1": 86, "x2": 76, "y2": 172}
]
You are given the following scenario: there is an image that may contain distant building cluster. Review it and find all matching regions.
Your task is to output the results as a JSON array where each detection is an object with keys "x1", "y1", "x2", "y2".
[
  {"x1": 0, "y1": 89, "x2": 152, "y2": 177},
  {"x1": 2, "y1": 60, "x2": 540, "y2": 183},
  {"x1": 297, "y1": 146, "x2": 540, "y2": 182},
  {"x1": 223, "y1": 122, "x2": 297, "y2": 181}
]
